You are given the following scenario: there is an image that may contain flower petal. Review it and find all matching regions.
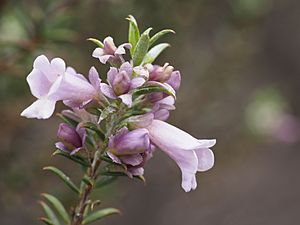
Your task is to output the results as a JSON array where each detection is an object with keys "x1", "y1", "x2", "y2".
[
  {"x1": 120, "y1": 154, "x2": 143, "y2": 166},
  {"x1": 88, "y1": 66, "x2": 101, "y2": 89},
  {"x1": 119, "y1": 62, "x2": 133, "y2": 76},
  {"x1": 115, "y1": 43, "x2": 131, "y2": 55},
  {"x1": 119, "y1": 93, "x2": 132, "y2": 107},
  {"x1": 33, "y1": 55, "x2": 57, "y2": 82},
  {"x1": 107, "y1": 67, "x2": 118, "y2": 85},
  {"x1": 130, "y1": 77, "x2": 145, "y2": 89},
  {"x1": 100, "y1": 83, "x2": 116, "y2": 99},
  {"x1": 26, "y1": 69, "x2": 53, "y2": 98},
  {"x1": 198, "y1": 139, "x2": 216, "y2": 148},
  {"x1": 195, "y1": 148, "x2": 214, "y2": 172},
  {"x1": 51, "y1": 58, "x2": 66, "y2": 75},
  {"x1": 21, "y1": 98, "x2": 56, "y2": 119},
  {"x1": 154, "y1": 109, "x2": 169, "y2": 121},
  {"x1": 111, "y1": 128, "x2": 150, "y2": 155},
  {"x1": 147, "y1": 120, "x2": 204, "y2": 151},
  {"x1": 128, "y1": 167, "x2": 144, "y2": 176},
  {"x1": 92, "y1": 48, "x2": 104, "y2": 58},
  {"x1": 48, "y1": 73, "x2": 95, "y2": 102},
  {"x1": 166, "y1": 70, "x2": 181, "y2": 91}
]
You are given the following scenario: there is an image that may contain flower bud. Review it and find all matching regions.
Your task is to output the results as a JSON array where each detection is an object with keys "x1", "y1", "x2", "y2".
[
  {"x1": 108, "y1": 127, "x2": 150, "y2": 156},
  {"x1": 112, "y1": 71, "x2": 131, "y2": 96},
  {"x1": 148, "y1": 63, "x2": 174, "y2": 82},
  {"x1": 56, "y1": 123, "x2": 84, "y2": 153}
]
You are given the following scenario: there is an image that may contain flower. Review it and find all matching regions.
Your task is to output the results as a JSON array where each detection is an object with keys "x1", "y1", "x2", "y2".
[
  {"x1": 146, "y1": 119, "x2": 216, "y2": 192},
  {"x1": 107, "y1": 127, "x2": 152, "y2": 176},
  {"x1": 59, "y1": 67, "x2": 105, "y2": 108},
  {"x1": 146, "y1": 63, "x2": 181, "y2": 91},
  {"x1": 21, "y1": 55, "x2": 99, "y2": 119},
  {"x1": 92, "y1": 36, "x2": 131, "y2": 65},
  {"x1": 100, "y1": 62, "x2": 145, "y2": 106},
  {"x1": 55, "y1": 123, "x2": 86, "y2": 155}
]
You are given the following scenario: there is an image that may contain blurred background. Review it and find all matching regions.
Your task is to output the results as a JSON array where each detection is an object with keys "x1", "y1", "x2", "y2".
[{"x1": 1, "y1": 0, "x2": 300, "y2": 224}]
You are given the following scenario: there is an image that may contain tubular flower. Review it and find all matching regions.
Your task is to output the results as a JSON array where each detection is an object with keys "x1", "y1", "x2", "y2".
[
  {"x1": 146, "y1": 119, "x2": 215, "y2": 192},
  {"x1": 21, "y1": 55, "x2": 100, "y2": 119},
  {"x1": 100, "y1": 62, "x2": 145, "y2": 106},
  {"x1": 55, "y1": 123, "x2": 86, "y2": 155},
  {"x1": 92, "y1": 36, "x2": 131, "y2": 65},
  {"x1": 107, "y1": 127, "x2": 151, "y2": 176}
]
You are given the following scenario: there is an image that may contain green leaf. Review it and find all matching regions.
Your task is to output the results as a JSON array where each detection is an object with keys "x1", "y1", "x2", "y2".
[
  {"x1": 133, "y1": 85, "x2": 175, "y2": 98},
  {"x1": 41, "y1": 193, "x2": 70, "y2": 224},
  {"x1": 52, "y1": 150, "x2": 90, "y2": 167},
  {"x1": 142, "y1": 43, "x2": 170, "y2": 65},
  {"x1": 132, "y1": 28, "x2": 152, "y2": 66},
  {"x1": 126, "y1": 15, "x2": 140, "y2": 56},
  {"x1": 95, "y1": 176, "x2": 118, "y2": 189},
  {"x1": 149, "y1": 29, "x2": 175, "y2": 47},
  {"x1": 83, "y1": 122, "x2": 105, "y2": 140},
  {"x1": 56, "y1": 113, "x2": 78, "y2": 128},
  {"x1": 87, "y1": 38, "x2": 104, "y2": 48},
  {"x1": 39, "y1": 217, "x2": 54, "y2": 225},
  {"x1": 82, "y1": 208, "x2": 121, "y2": 224},
  {"x1": 39, "y1": 201, "x2": 60, "y2": 225},
  {"x1": 43, "y1": 166, "x2": 80, "y2": 194}
]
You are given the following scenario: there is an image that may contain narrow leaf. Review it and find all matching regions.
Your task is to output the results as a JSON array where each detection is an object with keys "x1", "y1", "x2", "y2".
[
  {"x1": 132, "y1": 28, "x2": 152, "y2": 66},
  {"x1": 133, "y1": 85, "x2": 175, "y2": 98},
  {"x1": 56, "y1": 113, "x2": 78, "y2": 128},
  {"x1": 39, "y1": 201, "x2": 60, "y2": 225},
  {"x1": 42, "y1": 193, "x2": 70, "y2": 224},
  {"x1": 52, "y1": 150, "x2": 90, "y2": 167},
  {"x1": 43, "y1": 166, "x2": 80, "y2": 194},
  {"x1": 87, "y1": 38, "x2": 104, "y2": 48},
  {"x1": 126, "y1": 15, "x2": 140, "y2": 56},
  {"x1": 142, "y1": 43, "x2": 170, "y2": 65},
  {"x1": 82, "y1": 208, "x2": 121, "y2": 224},
  {"x1": 39, "y1": 217, "x2": 54, "y2": 225},
  {"x1": 149, "y1": 29, "x2": 175, "y2": 46}
]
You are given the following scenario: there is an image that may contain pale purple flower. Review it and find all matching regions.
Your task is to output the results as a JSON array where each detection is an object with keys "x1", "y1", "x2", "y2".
[
  {"x1": 51, "y1": 66, "x2": 102, "y2": 108},
  {"x1": 146, "y1": 119, "x2": 216, "y2": 192},
  {"x1": 21, "y1": 55, "x2": 99, "y2": 119},
  {"x1": 107, "y1": 127, "x2": 152, "y2": 176},
  {"x1": 55, "y1": 123, "x2": 86, "y2": 155},
  {"x1": 152, "y1": 96, "x2": 176, "y2": 121},
  {"x1": 92, "y1": 36, "x2": 131, "y2": 65},
  {"x1": 146, "y1": 63, "x2": 181, "y2": 91},
  {"x1": 100, "y1": 62, "x2": 145, "y2": 106}
]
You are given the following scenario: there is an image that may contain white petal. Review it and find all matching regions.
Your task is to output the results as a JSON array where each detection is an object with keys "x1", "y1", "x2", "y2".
[
  {"x1": 147, "y1": 120, "x2": 204, "y2": 151},
  {"x1": 51, "y1": 58, "x2": 66, "y2": 75},
  {"x1": 195, "y1": 148, "x2": 214, "y2": 172},
  {"x1": 198, "y1": 139, "x2": 216, "y2": 148},
  {"x1": 26, "y1": 69, "x2": 52, "y2": 98},
  {"x1": 33, "y1": 55, "x2": 57, "y2": 82},
  {"x1": 92, "y1": 48, "x2": 104, "y2": 58},
  {"x1": 119, "y1": 93, "x2": 132, "y2": 107},
  {"x1": 21, "y1": 98, "x2": 56, "y2": 119}
]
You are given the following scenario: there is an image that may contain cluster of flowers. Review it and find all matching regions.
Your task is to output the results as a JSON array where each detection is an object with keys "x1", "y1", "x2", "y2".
[{"x1": 21, "y1": 17, "x2": 215, "y2": 192}]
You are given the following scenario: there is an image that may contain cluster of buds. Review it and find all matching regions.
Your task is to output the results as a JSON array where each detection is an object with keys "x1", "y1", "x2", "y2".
[{"x1": 21, "y1": 16, "x2": 216, "y2": 225}]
